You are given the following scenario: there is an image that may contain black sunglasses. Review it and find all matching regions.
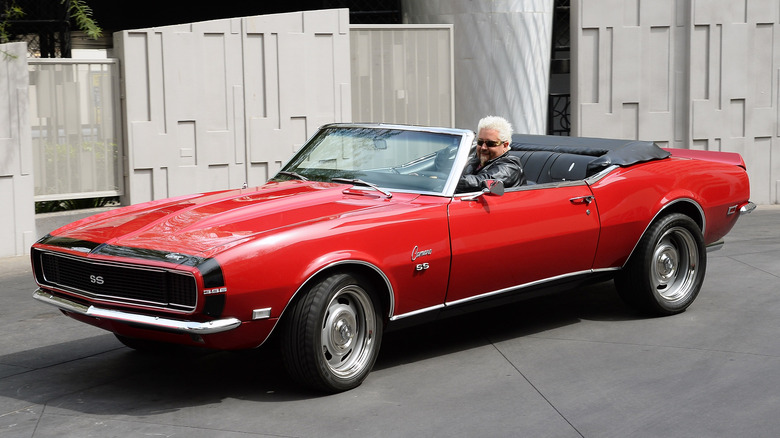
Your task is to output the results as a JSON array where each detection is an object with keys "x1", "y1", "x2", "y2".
[{"x1": 476, "y1": 139, "x2": 505, "y2": 147}]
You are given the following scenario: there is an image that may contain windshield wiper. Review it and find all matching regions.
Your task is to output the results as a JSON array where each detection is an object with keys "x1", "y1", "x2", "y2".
[
  {"x1": 332, "y1": 178, "x2": 393, "y2": 198},
  {"x1": 277, "y1": 171, "x2": 308, "y2": 181}
]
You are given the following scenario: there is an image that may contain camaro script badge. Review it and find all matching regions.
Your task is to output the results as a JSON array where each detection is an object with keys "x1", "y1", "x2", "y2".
[{"x1": 411, "y1": 246, "x2": 432, "y2": 261}]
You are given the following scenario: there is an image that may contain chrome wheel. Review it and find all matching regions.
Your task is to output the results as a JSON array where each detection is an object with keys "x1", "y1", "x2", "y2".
[
  {"x1": 650, "y1": 226, "x2": 700, "y2": 303},
  {"x1": 615, "y1": 213, "x2": 706, "y2": 316},
  {"x1": 281, "y1": 272, "x2": 383, "y2": 392},
  {"x1": 320, "y1": 285, "x2": 378, "y2": 379}
]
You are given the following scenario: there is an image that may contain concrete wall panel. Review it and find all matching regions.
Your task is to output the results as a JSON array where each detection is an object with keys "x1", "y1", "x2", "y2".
[
  {"x1": 574, "y1": 0, "x2": 779, "y2": 203},
  {"x1": 117, "y1": 9, "x2": 351, "y2": 202}
]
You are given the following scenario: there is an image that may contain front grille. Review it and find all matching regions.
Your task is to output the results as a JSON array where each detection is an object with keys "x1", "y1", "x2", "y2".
[{"x1": 37, "y1": 251, "x2": 197, "y2": 311}]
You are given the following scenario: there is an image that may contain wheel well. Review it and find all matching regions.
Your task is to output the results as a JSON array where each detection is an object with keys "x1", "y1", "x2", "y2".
[
  {"x1": 656, "y1": 199, "x2": 704, "y2": 232},
  {"x1": 620, "y1": 199, "x2": 704, "y2": 270},
  {"x1": 295, "y1": 263, "x2": 393, "y2": 322}
]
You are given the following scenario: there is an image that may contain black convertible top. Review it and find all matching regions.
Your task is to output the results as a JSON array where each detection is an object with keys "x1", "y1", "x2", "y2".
[{"x1": 511, "y1": 134, "x2": 671, "y2": 174}]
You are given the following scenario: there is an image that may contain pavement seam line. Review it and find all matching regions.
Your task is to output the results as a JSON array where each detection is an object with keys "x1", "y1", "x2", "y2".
[
  {"x1": 524, "y1": 335, "x2": 780, "y2": 359},
  {"x1": 725, "y1": 255, "x2": 780, "y2": 279},
  {"x1": 491, "y1": 341, "x2": 585, "y2": 438}
]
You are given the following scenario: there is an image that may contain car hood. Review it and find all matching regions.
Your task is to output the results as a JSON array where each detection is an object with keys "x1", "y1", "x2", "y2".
[{"x1": 46, "y1": 181, "x2": 421, "y2": 258}]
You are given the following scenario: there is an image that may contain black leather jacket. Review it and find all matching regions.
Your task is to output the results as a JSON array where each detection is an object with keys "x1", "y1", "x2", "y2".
[{"x1": 456, "y1": 152, "x2": 526, "y2": 192}]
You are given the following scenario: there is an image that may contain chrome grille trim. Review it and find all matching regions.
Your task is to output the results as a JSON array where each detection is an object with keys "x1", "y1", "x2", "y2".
[{"x1": 34, "y1": 249, "x2": 198, "y2": 312}]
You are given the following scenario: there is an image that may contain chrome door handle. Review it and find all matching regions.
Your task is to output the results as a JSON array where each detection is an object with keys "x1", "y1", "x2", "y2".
[{"x1": 569, "y1": 195, "x2": 594, "y2": 205}]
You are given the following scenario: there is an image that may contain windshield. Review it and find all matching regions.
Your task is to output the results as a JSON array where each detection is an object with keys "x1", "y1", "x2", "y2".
[{"x1": 275, "y1": 126, "x2": 466, "y2": 195}]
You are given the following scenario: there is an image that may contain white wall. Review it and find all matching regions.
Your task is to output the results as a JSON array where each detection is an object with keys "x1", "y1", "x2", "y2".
[
  {"x1": 403, "y1": 0, "x2": 554, "y2": 134},
  {"x1": 114, "y1": 9, "x2": 352, "y2": 204},
  {"x1": 0, "y1": 42, "x2": 35, "y2": 257},
  {"x1": 572, "y1": 0, "x2": 780, "y2": 204}
]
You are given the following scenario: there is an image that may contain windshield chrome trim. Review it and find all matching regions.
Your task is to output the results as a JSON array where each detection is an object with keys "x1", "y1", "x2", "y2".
[{"x1": 276, "y1": 123, "x2": 475, "y2": 198}]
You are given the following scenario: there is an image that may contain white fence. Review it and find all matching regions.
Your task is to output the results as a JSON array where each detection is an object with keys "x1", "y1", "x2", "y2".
[
  {"x1": 350, "y1": 24, "x2": 454, "y2": 127},
  {"x1": 28, "y1": 59, "x2": 124, "y2": 201}
]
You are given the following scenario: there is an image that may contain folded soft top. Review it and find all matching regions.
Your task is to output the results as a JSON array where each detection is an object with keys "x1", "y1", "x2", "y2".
[{"x1": 511, "y1": 134, "x2": 671, "y2": 174}]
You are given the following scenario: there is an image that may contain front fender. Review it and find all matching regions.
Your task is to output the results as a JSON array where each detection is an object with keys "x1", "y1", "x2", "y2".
[{"x1": 214, "y1": 201, "x2": 451, "y2": 329}]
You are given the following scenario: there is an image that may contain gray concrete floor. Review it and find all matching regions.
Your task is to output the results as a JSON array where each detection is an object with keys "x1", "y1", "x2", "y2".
[{"x1": 1, "y1": 206, "x2": 779, "y2": 437}]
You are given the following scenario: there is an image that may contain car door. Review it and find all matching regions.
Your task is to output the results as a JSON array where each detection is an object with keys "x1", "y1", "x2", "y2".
[{"x1": 445, "y1": 183, "x2": 600, "y2": 304}]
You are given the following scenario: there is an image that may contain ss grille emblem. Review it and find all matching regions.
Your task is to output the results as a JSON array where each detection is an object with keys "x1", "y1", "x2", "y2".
[{"x1": 90, "y1": 275, "x2": 104, "y2": 285}]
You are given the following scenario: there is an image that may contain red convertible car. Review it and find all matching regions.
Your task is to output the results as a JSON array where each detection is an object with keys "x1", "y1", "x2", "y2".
[{"x1": 32, "y1": 123, "x2": 754, "y2": 392}]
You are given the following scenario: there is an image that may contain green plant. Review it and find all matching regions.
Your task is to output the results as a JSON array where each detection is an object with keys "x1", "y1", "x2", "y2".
[
  {"x1": 65, "y1": 0, "x2": 102, "y2": 39},
  {"x1": 1, "y1": 0, "x2": 101, "y2": 46},
  {"x1": 0, "y1": 1, "x2": 24, "y2": 44}
]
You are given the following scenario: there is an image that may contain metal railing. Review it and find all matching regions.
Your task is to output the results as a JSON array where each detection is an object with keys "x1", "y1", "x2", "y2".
[
  {"x1": 547, "y1": 93, "x2": 571, "y2": 136},
  {"x1": 28, "y1": 58, "x2": 124, "y2": 202}
]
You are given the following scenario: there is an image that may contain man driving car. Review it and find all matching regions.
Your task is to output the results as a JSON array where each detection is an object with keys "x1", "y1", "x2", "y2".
[{"x1": 456, "y1": 115, "x2": 526, "y2": 192}]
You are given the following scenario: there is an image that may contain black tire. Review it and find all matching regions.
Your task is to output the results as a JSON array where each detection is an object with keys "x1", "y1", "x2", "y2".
[
  {"x1": 281, "y1": 272, "x2": 383, "y2": 393},
  {"x1": 615, "y1": 213, "x2": 706, "y2": 316}
]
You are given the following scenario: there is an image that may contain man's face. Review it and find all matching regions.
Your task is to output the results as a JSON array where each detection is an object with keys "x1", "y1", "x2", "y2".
[{"x1": 476, "y1": 128, "x2": 509, "y2": 165}]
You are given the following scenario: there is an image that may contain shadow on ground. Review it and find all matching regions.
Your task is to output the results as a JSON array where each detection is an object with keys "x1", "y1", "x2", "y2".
[{"x1": 0, "y1": 280, "x2": 637, "y2": 417}]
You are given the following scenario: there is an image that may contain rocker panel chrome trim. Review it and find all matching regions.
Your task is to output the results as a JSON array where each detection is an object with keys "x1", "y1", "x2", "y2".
[{"x1": 389, "y1": 268, "x2": 618, "y2": 321}]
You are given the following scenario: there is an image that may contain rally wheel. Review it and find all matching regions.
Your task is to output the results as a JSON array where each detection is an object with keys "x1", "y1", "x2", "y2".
[
  {"x1": 616, "y1": 213, "x2": 706, "y2": 316},
  {"x1": 281, "y1": 272, "x2": 383, "y2": 392}
]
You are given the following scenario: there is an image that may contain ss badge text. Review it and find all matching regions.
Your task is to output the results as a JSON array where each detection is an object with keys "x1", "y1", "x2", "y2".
[{"x1": 412, "y1": 245, "x2": 432, "y2": 271}]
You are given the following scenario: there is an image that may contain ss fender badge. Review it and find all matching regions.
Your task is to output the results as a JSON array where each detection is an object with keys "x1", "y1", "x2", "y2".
[
  {"x1": 203, "y1": 287, "x2": 227, "y2": 295},
  {"x1": 411, "y1": 245, "x2": 432, "y2": 261},
  {"x1": 412, "y1": 245, "x2": 432, "y2": 272}
]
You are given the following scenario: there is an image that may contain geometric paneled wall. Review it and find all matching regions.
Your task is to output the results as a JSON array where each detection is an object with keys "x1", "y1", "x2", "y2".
[
  {"x1": 114, "y1": 9, "x2": 351, "y2": 204},
  {"x1": 573, "y1": 0, "x2": 779, "y2": 204},
  {"x1": 689, "y1": 0, "x2": 779, "y2": 205}
]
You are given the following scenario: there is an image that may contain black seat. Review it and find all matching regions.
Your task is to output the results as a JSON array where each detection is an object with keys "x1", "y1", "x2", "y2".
[
  {"x1": 510, "y1": 150, "x2": 556, "y2": 184},
  {"x1": 509, "y1": 150, "x2": 596, "y2": 184},
  {"x1": 549, "y1": 153, "x2": 594, "y2": 181}
]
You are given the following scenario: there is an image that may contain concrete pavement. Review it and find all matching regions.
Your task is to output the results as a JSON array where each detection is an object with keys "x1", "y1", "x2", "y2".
[{"x1": 1, "y1": 206, "x2": 779, "y2": 437}]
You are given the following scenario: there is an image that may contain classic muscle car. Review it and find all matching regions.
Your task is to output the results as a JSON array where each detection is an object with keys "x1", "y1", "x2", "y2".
[{"x1": 32, "y1": 123, "x2": 754, "y2": 392}]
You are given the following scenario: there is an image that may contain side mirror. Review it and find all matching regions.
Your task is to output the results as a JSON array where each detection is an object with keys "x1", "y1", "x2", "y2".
[
  {"x1": 462, "y1": 179, "x2": 504, "y2": 201},
  {"x1": 483, "y1": 179, "x2": 504, "y2": 196}
]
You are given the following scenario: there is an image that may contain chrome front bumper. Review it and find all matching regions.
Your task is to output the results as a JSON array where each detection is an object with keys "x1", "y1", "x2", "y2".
[{"x1": 33, "y1": 289, "x2": 241, "y2": 335}]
